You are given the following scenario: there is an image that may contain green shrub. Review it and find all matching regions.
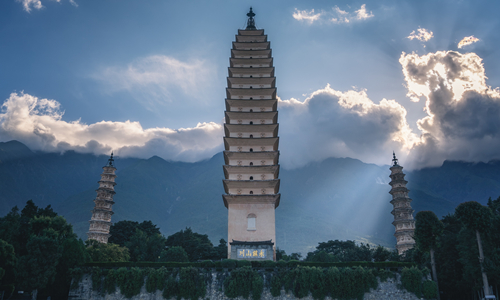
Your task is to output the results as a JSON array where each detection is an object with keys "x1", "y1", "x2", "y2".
[
  {"x1": 422, "y1": 280, "x2": 438, "y2": 299},
  {"x1": 270, "y1": 273, "x2": 282, "y2": 297},
  {"x1": 224, "y1": 266, "x2": 263, "y2": 299},
  {"x1": 401, "y1": 266, "x2": 423, "y2": 297},
  {"x1": 251, "y1": 272, "x2": 264, "y2": 300},
  {"x1": 115, "y1": 267, "x2": 144, "y2": 298},
  {"x1": 91, "y1": 267, "x2": 102, "y2": 292},
  {"x1": 178, "y1": 267, "x2": 207, "y2": 300},
  {"x1": 201, "y1": 260, "x2": 215, "y2": 268},
  {"x1": 162, "y1": 274, "x2": 179, "y2": 299},
  {"x1": 222, "y1": 259, "x2": 238, "y2": 269},
  {"x1": 104, "y1": 269, "x2": 117, "y2": 294},
  {"x1": 374, "y1": 268, "x2": 395, "y2": 282},
  {"x1": 236, "y1": 260, "x2": 252, "y2": 268},
  {"x1": 276, "y1": 260, "x2": 287, "y2": 268},
  {"x1": 69, "y1": 267, "x2": 84, "y2": 289},
  {"x1": 146, "y1": 267, "x2": 169, "y2": 292}
]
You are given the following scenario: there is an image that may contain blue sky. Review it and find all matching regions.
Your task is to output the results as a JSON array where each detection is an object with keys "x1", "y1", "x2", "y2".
[{"x1": 1, "y1": 0, "x2": 500, "y2": 169}]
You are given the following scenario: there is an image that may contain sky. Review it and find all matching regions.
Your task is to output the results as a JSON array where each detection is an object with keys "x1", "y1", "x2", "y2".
[{"x1": 1, "y1": 0, "x2": 500, "y2": 170}]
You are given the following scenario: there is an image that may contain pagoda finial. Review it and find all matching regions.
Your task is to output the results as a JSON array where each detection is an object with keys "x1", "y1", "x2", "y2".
[
  {"x1": 107, "y1": 152, "x2": 114, "y2": 167},
  {"x1": 246, "y1": 7, "x2": 256, "y2": 30},
  {"x1": 392, "y1": 151, "x2": 399, "y2": 166}
]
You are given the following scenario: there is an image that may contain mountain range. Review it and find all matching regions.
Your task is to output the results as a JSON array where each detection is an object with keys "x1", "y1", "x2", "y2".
[{"x1": 1, "y1": 140, "x2": 499, "y2": 255}]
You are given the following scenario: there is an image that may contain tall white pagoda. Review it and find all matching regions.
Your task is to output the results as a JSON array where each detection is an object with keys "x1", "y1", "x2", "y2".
[
  {"x1": 222, "y1": 8, "x2": 280, "y2": 260},
  {"x1": 87, "y1": 153, "x2": 117, "y2": 243},
  {"x1": 389, "y1": 152, "x2": 415, "y2": 255}
]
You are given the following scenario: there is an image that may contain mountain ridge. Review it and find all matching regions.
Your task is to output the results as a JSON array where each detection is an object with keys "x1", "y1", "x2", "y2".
[{"x1": 1, "y1": 140, "x2": 499, "y2": 255}]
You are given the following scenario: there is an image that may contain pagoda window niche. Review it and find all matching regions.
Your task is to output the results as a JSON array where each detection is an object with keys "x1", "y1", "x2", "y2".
[{"x1": 247, "y1": 214, "x2": 256, "y2": 230}]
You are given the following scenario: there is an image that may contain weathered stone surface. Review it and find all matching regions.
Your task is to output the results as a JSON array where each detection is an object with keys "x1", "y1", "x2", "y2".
[{"x1": 69, "y1": 273, "x2": 422, "y2": 300}]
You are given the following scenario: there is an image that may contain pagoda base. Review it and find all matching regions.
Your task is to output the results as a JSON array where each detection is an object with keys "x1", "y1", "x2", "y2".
[{"x1": 229, "y1": 240, "x2": 275, "y2": 261}]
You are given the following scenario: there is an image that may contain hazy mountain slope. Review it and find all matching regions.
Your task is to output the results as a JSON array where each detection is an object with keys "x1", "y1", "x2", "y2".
[{"x1": 1, "y1": 141, "x2": 499, "y2": 255}]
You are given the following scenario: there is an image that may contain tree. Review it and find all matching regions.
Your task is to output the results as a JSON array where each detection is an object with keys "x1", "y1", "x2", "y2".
[
  {"x1": 307, "y1": 240, "x2": 372, "y2": 262},
  {"x1": 0, "y1": 239, "x2": 16, "y2": 292},
  {"x1": 455, "y1": 201, "x2": 493, "y2": 296},
  {"x1": 414, "y1": 211, "x2": 444, "y2": 300},
  {"x1": 0, "y1": 201, "x2": 88, "y2": 299},
  {"x1": 108, "y1": 220, "x2": 140, "y2": 246},
  {"x1": 214, "y1": 239, "x2": 228, "y2": 260},
  {"x1": 165, "y1": 228, "x2": 216, "y2": 261},
  {"x1": 85, "y1": 240, "x2": 130, "y2": 262},
  {"x1": 159, "y1": 246, "x2": 189, "y2": 262},
  {"x1": 16, "y1": 235, "x2": 61, "y2": 291},
  {"x1": 372, "y1": 245, "x2": 391, "y2": 262},
  {"x1": 126, "y1": 229, "x2": 167, "y2": 262}
]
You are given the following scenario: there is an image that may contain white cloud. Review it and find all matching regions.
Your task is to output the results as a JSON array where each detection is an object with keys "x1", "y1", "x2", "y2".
[
  {"x1": 94, "y1": 55, "x2": 214, "y2": 110},
  {"x1": 0, "y1": 92, "x2": 223, "y2": 162},
  {"x1": 407, "y1": 28, "x2": 434, "y2": 42},
  {"x1": 17, "y1": 0, "x2": 42, "y2": 12},
  {"x1": 17, "y1": 0, "x2": 77, "y2": 12},
  {"x1": 355, "y1": 4, "x2": 374, "y2": 20},
  {"x1": 278, "y1": 85, "x2": 416, "y2": 169},
  {"x1": 400, "y1": 51, "x2": 500, "y2": 168},
  {"x1": 331, "y1": 4, "x2": 374, "y2": 24},
  {"x1": 458, "y1": 36, "x2": 480, "y2": 48},
  {"x1": 292, "y1": 9, "x2": 322, "y2": 24},
  {"x1": 293, "y1": 5, "x2": 374, "y2": 24}
]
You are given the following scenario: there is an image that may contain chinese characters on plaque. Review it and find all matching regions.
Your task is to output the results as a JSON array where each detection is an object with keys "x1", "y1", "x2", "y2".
[{"x1": 237, "y1": 248, "x2": 267, "y2": 259}]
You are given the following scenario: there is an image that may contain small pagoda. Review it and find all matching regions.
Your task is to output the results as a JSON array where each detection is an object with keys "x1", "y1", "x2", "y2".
[
  {"x1": 87, "y1": 153, "x2": 117, "y2": 243},
  {"x1": 222, "y1": 8, "x2": 281, "y2": 260},
  {"x1": 389, "y1": 152, "x2": 415, "y2": 255}
]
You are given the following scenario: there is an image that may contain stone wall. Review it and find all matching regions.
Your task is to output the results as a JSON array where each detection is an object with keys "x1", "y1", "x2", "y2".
[{"x1": 69, "y1": 272, "x2": 422, "y2": 300}]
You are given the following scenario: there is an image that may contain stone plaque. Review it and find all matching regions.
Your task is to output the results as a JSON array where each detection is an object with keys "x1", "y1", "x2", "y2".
[{"x1": 237, "y1": 248, "x2": 267, "y2": 259}]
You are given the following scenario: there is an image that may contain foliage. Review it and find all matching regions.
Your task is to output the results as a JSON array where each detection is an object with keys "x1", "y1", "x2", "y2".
[
  {"x1": 165, "y1": 227, "x2": 223, "y2": 261},
  {"x1": 104, "y1": 269, "x2": 117, "y2": 294},
  {"x1": 109, "y1": 220, "x2": 161, "y2": 247},
  {"x1": 0, "y1": 239, "x2": 16, "y2": 284},
  {"x1": 401, "y1": 266, "x2": 423, "y2": 297},
  {"x1": 159, "y1": 246, "x2": 189, "y2": 262},
  {"x1": 16, "y1": 234, "x2": 62, "y2": 290},
  {"x1": 224, "y1": 266, "x2": 262, "y2": 300},
  {"x1": 0, "y1": 201, "x2": 88, "y2": 299},
  {"x1": 162, "y1": 273, "x2": 180, "y2": 299},
  {"x1": 86, "y1": 240, "x2": 130, "y2": 262},
  {"x1": 373, "y1": 268, "x2": 395, "y2": 282},
  {"x1": 126, "y1": 229, "x2": 167, "y2": 262},
  {"x1": 415, "y1": 211, "x2": 444, "y2": 252},
  {"x1": 372, "y1": 246, "x2": 391, "y2": 262},
  {"x1": 221, "y1": 259, "x2": 238, "y2": 269},
  {"x1": 305, "y1": 240, "x2": 384, "y2": 263},
  {"x1": 91, "y1": 266, "x2": 102, "y2": 292},
  {"x1": 178, "y1": 267, "x2": 207, "y2": 300},
  {"x1": 455, "y1": 201, "x2": 491, "y2": 232},
  {"x1": 269, "y1": 266, "x2": 378, "y2": 300},
  {"x1": 116, "y1": 267, "x2": 144, "y2": 298},
  {"x1": 145, "y1": 267, "x2": 169, "y2": 292},
  {"x1": 422, "y1": 280, "x2": 438, "y2": 299}
]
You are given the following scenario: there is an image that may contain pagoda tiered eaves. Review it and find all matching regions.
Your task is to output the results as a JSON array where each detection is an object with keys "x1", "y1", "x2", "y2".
[
  {"x1": 223, "y1": 16, "x2": 280, "y2": 260},
  {"x1": 87, "y1": 154, "x2": 117, "y2": 244},
  {"x1": 389, "y1": 153, "x2": 416, "y2": 255}
]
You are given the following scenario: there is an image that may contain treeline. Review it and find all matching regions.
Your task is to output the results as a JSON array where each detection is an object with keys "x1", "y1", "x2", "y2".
[
  {"x1": 0, "y1": 200, "x2": 227, "y2": 300},
  {"x1": 408, "y1": 199, "x2": 500, "y2": 300}
]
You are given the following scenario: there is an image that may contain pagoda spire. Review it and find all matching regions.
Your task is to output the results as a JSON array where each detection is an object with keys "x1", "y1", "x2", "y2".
[
  {"x1": 107, "y1": 151, "x2": 114, "y2": 167},
  {"x1": 87, "y1": 153, "x2": 117, "y2": 243},
  {"x1": 388, "y1": 152, "x2": 415, "y2": 255},
  {"x1": 246, "y1": 7, "x2": 256, "y2": 30}
]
